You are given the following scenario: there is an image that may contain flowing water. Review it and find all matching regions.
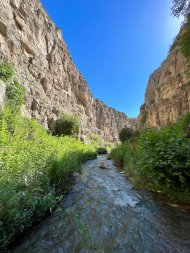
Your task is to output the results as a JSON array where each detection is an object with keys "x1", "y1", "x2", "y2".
[{"x1": 13, "y1": 156, "x2": 190, "y2": 253}]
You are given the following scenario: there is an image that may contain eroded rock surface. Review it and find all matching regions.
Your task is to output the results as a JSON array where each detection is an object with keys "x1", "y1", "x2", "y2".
[
  {"x1": 137, "y1": 38, "x2": 190, "y2": 128},
  {"x1": 0, "y1": 0, "x2": 130, "y2": 142}
]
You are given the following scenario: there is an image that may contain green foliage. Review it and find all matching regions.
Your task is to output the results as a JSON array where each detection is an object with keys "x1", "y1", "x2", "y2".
[
  {"x1": 53, "y1": 114, "x2": 80, "y2": 137},
  {"x1": 179, "y1": 17, "x2": 190, "y2": 58},
  {"x1": 111, "y1": 143, "x2": 129, "y2": 167},
  {"x1": 119, "y1": 127, "x2": 139, "y2": 143},
  {"x1": 87, "y1": 135, "x2": 113, "y2": 154},
  {"x1": 111, "y1": 113, "x2": 190, "y2": 203},
  {"x1": 0, "y1": 62, "x2": 14, "y2": 82},
  {"x1": 89, "y1": 135, "x2": 104, "y2": 149},
  {"x1": 96, "y1": 147, "x2": 108, "y2": 155},
  {"x1": 119, "y1": 127, "x2": 133, "y2": 143},
  {"x1": 5, "y1": 81, "x2": 25, "y2": 109},
  {"x1": 0, "y1": 81, "x2": 25, "y2": 135},
  {"x1": 172, "y1": 0, "x2": 190, "y2": 18},
  {"x1": 141, "y1": 109, "x2": 148, "y2": 125},
  {"x1": 138, "y1": 128, "x2": 190, "y2": 191},
  {"x1": 0, "y1": 68, "x2": 96, "y2": 250}
]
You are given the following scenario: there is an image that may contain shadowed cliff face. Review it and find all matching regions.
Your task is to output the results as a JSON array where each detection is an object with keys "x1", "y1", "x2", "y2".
[
  {"x1": 137, "y1": 35, "x2": 190, "y2": 128},
  {"x1": 0, "y1": 0, "x2": 130, "y2": 143}
]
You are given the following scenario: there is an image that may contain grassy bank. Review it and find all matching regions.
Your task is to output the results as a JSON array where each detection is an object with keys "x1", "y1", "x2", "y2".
[
  {"x1": 0, "y1": 63, "x2": 96, "y2": 250},
  {"x1": 111, "y1": 114, "x2": 190, "y2": 204}
]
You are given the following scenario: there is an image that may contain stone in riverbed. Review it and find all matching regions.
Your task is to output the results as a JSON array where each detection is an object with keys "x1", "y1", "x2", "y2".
[
  {"x1": 73, "y1": 172, "x2": 80, "y2": 178},
  {"x1": 99, "y1": 163, "x2": 111, "y2": 169}
]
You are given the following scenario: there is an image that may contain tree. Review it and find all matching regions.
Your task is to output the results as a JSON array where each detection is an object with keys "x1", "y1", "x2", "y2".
[
  {"x1": 172, "y1": 0, "x2": 190, "y2": 18},
  {"x1": 53, "y1": 114, "x2": 80, "y2": 137},
  {"x1": 119, "y1": 127, "x2": 133, "y2": 143}
]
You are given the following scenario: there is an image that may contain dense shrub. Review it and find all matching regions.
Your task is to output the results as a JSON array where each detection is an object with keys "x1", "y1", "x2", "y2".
[
  {"x1": 111, "y1": 143, "x2": 129, "y2": 167},
  {"x1": 53, "y1": 114, "x2": 80, "y2": 137},
  {"x1": 172, "y1": 17, "x2": 190, "y2": 60},
  {"x1": 138, "y1": 127, "x2": 190, "y2": 191},
  {"x1": 179, "y1": 17, "x2": 190, "y2": 58},
  {"x1": 119, "y1": 127, "x2": 133, "y2": 143},
  {"x1": 119, "y1": 127, "x2": 139, "y2": 143},
  {"x1": 0, "y1": 117, "x2": 96, "y2": 250},
  {"x1": 89, "y1": 135, "x2": 105, "y2": 149},
  {"x1": 96, "y1": 147, "x2": 108, "y2": 155},
  {"x1": 0, "y1": 62, "x2": 14, "y2": 82},
  {"x1": 111, "y1": 114, "x2": 190, "y2": 203},
  {"x1": 5, "y1": 81, "x2": 25, "y2": 109},
  {"x1": 0, "y1": 64, "x2": 96, "y2": 250}
]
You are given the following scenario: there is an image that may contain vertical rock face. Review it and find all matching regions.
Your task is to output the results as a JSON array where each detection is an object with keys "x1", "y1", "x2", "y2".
[
  {"x1": 137, "y1": 37, "x2": 190, "y2": 128},
  {"x1": 0, "y1": 0, "x2": 130, "y2": 143}
]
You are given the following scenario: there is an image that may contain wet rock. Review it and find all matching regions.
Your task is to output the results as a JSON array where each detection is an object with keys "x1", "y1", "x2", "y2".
[
  {"x1": 100, "y1": 162, "x2": 111, "y2": 169},
  {"x1": 73, "y1": 172, "x2": 80, "y2": 178}
]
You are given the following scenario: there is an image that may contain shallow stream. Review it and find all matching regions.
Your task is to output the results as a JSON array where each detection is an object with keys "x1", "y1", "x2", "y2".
[{"x1": 13, "y1": 156, "x2": 190, "y2": 253}]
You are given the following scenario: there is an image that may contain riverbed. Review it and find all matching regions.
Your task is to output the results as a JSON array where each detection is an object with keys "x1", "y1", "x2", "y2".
[{"x1": 13, "y1": 156, "x2": 190, "y2": 253}]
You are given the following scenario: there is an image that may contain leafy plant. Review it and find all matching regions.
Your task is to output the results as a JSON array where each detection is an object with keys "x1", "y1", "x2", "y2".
[
  {"x1": 179, "y1": 17, "x2": 190, "y2": 58},
  {"x1": 5, "y1": 81, "x2": 25, "y2": 109},
  {"x1": 96, "y1": 147, "x2": 108, "y2": 155},
  {"x1": 0, "y1": 64, "x2": 96, "y2": 250},
  {"x1": 0, "y1": 62, "x2": 14, "y2": 82},
  {"x1": 111, "y1": 113, "x2": 190, "y2": 203},
  {"x1": 111, "y1": 143, "x2": 129, "y2": 167},
  {"x1": 119, "y1": 127, "x2": 133, "y2": 143},
  {"x1": 53, "y1": 114, "x2": 80, "y2": 137}
]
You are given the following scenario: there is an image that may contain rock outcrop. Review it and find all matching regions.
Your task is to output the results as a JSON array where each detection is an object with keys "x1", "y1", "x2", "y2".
[
  {"x1": 0, "y1": 0, "x2": 131, "y2": 143},
  {"x1": 137, "y1": 34, "x2": 190, "y2": 128}
]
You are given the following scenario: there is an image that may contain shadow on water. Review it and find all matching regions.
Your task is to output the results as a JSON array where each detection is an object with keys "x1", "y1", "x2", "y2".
[{"x1": 12, "y1": 156, "x2": 190, "y2": 253}]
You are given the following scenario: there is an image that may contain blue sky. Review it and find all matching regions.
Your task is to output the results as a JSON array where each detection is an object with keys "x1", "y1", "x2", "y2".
[{"x1": 40, "y1": 0, "x2": 182, "y2": 117}]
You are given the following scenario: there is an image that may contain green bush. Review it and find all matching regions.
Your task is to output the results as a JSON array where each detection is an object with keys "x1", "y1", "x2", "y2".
[
  {"x1": 174, "y1": 112, "x2": 190, "y2": 137},
  {"x1": 138, "y1": 121, "x2": 190, "y2": 191},
  {"x1": 0, "y1": 117, "x2": 96, "y2": 250},
  {"x1": 6, "y1": 81, "x2": 25, "y2": 109},
  {"x1": 119, "y1": 127, "x2": 139, "y2": 143},
  {"x1": 179, "y1": 17, "x2": 190, "y2": 58},
  {"x1": 111, "y1": 143, "x2": 129, "y2": 167},
  {"x1": 53, "y1": 114, "x2": 80, "y2": 137},
  {"x1": 111, "y1": 114, "x2": 190, "y2": 203},
  {"x1": 0, "y1": 62, "x2": 14, "y2": 82},
  {"x1": 119, "y1": 127, "x2": 133, "y2": 143},
  {"x1": 89, "y1": 135, "x2": 105, "y2": 149},
  {"x1": 96, "y1": 147, "x2": 108, "y2": 155},
  {"x1": 0, "y1": 65, "x2": 96, "y2": 250},
  {"x1": 0, "y1": 81, "x2": 25, "y2": 135}
]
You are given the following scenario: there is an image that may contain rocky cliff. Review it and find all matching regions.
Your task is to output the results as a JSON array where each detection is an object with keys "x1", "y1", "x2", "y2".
[
  {"x1": 137, "y1": 32, "x2": 190, "y2": 128},
  {"x1": 0, "y1": 0, "x2": 130, "y2": 143}
]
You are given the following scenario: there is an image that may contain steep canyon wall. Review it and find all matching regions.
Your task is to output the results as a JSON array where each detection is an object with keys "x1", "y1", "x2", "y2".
[
  {"x1": 0, "y1": 0, "x2": 130, "y2": 143},
  {"x1": 137, "y1": 35, "x2": 190, "y2": 128}
]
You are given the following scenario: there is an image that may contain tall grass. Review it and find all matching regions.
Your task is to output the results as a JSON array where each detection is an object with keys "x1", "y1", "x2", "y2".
[{"x1": 0, "y1": 63, "x2": 96, "y2": 250}]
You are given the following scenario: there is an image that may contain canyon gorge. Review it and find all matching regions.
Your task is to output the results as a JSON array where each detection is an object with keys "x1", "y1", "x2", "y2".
[
  {"x1": 0, "y1": 0, "x2": 190, "y2": 139},
  {"x1": 0, "y1": 0, "x2": 131, "y2": 143}
]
